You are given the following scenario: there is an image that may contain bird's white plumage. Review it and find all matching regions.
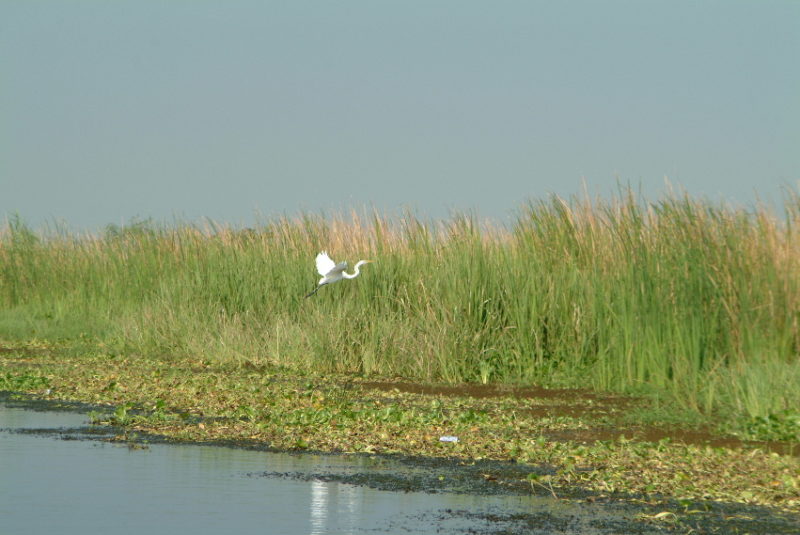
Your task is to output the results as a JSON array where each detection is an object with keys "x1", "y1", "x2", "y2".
[
  {"x1": 306, "y1": 251, "x2": 373, "y2": 298},
  {"x1": 315, "y1": 251, "x2": 338, "y2": 276}
]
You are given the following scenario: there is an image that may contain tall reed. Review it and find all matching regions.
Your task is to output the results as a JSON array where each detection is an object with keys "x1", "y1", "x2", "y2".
[{"x1": 1, "y1": 190, "x2": 798, "y2": 424}]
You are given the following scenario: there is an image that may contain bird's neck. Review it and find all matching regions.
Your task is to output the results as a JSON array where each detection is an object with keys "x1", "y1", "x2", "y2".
[{"x1": 343, "y1": 261, "x2": 367, "y2": 279}]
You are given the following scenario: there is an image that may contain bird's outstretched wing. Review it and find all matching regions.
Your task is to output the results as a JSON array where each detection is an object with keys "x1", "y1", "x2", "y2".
[
  {"x1": 328, "y1": 261, "x2": 348, "y2": 276},
  {"x1": 315, "y1": 251, "x2": 337, "y2": 276}
]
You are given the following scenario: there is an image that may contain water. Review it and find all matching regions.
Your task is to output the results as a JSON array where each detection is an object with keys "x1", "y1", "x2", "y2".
[{"x1": 0, "y1": 403, "x2": 670, "y2": 534}]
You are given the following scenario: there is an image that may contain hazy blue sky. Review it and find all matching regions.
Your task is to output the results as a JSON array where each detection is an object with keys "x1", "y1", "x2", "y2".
[{"x1": 2, "y1": 1, "x2": 798, "y2": 229}]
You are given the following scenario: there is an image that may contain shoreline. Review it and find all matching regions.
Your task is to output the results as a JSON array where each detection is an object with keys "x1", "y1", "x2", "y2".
[{"x1": 2, "y1": 340, "x2": 798, "y2": 518}]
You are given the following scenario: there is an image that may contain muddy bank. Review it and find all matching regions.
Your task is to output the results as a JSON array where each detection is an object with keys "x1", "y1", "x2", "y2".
[{"x1": 3, "y1": 392, "x2": 799, "y2": 535}]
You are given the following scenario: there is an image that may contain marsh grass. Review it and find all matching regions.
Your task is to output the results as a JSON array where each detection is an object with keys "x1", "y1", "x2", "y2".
[{"x1": 2, "y1": 190, "x2": 799, "y2": 433}]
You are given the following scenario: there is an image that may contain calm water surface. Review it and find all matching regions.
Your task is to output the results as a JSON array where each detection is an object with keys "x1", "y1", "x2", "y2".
[{"x1": 0, "y1": 404, "x2": 645, "y2": 534}]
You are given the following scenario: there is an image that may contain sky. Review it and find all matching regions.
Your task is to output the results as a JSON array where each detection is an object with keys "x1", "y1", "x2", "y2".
[{"x1": 2, "y1": 1, "x2": 798, "y2": 230}]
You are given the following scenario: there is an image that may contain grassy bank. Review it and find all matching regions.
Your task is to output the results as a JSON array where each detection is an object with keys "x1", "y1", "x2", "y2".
[{"x1": 1, "y1": 189, "x2": 799, "y2": 439}]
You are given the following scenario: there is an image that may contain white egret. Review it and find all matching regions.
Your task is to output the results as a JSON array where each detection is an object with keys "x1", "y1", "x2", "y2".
[{"x1": 305, "y1": 251, "x2": 373, "y2": 298}]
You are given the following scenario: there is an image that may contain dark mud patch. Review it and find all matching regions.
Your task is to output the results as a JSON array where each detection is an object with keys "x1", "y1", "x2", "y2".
[
  {"x1": 254, "y1": 454, "x2": 552, "y2": 497},
  {"x1": 0, "y1": 345, "x2": 50, "y2": 356},
  {"x1": 402, "y1": 507, "x2": 677, "y2": 535},
  {"x1": 358, "y1": 380, "x2": 799, "y2": 457},
  {"x1": 548, "y1": 426, "x2": 799, "y2": 457},
  {"x1": 0, "y1": 390, "x2": 109, "y2": 414},
  {"x1": 358, "y1": 380, "x2": 632, "y2": 404},
  {"x1": 386, "y1": 506, "x2": 664, "y2": 535}
]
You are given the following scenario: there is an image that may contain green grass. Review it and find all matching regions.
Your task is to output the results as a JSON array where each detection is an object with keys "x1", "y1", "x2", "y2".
[{"x1": 2, "y1": 189, "x2": 799, "y2": 439}]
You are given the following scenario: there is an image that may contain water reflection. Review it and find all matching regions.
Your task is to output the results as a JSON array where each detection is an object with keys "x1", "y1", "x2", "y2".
[
  {"x1": 310, "y1": 480, "x2": 328, "y2": 534},
  {"x1": 309, "y1": 480, "x2": 363, "y2": 535}
]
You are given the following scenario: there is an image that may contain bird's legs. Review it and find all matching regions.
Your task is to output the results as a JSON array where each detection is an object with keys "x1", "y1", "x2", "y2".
[{"x1": 305, "y1": 286, "x2": 321, "y2": 298}]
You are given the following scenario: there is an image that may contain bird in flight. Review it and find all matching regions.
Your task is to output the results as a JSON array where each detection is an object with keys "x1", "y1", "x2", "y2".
[{"x1": 305, "y1": 251, "x2": 373, "y2": 298}]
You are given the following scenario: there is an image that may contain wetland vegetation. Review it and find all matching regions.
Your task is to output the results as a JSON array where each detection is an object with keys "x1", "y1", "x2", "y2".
[{"x1": 2, "y1": 188, "x2": 799, "y2": 519}]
